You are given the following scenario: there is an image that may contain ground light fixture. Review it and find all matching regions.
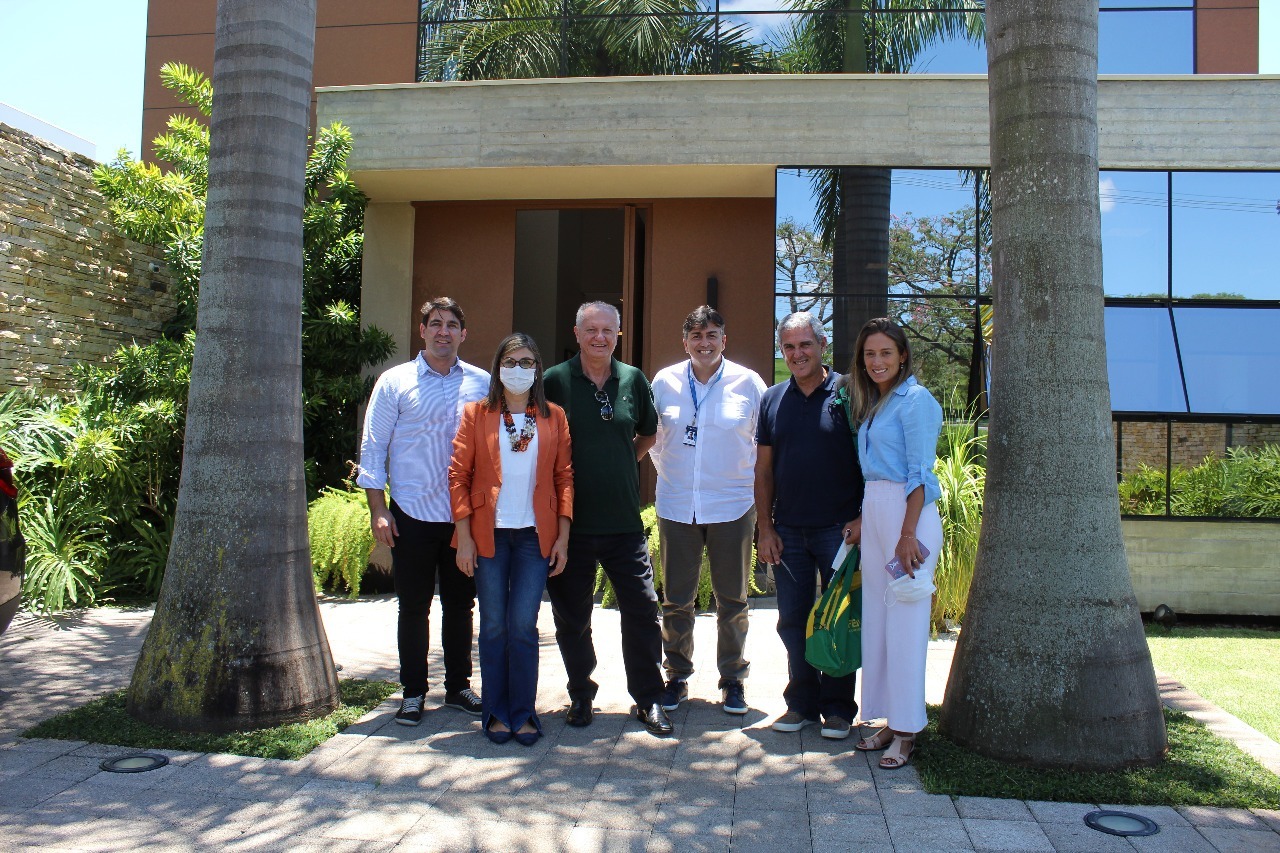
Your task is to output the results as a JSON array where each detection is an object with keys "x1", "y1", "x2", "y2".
[
  {"x1": 1084, "y1": 809, "x2": 1160, "y2": 837},
  {"x1": 100, "y1": 753, "x2": 169, "y2": 773}
]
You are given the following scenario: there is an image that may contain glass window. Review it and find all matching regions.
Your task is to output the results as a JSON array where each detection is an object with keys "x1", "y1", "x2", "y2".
[
  {"x1": 1173, "y1": 307, "x2": 1280, "y2": 415},
  {"x1": 887, "y1": 295, "x2": 978, "y2": 400},
  {"x1": 1099, "y1": 10, "x2": 1193, "y2": 74},
  {"x1": 1172, "y1": 172, "x2": 1280, "y2": 301},
  {"x1": 1101, "y1": 171, "x2": 1169, "y2": 297},
  {"x1": 1105, "y1": 307, "x2": 1185, "y2": 412}
]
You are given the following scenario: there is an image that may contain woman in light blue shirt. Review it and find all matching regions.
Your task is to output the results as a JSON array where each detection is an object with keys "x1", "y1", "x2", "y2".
[{"x1": 847, "y1": 318, "x2": 943, "y2": 770}]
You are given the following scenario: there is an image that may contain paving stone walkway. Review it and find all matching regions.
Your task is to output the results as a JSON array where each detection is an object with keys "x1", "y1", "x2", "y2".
[{"x1": 1, "y1": 596, "x2": 1278, "y2": 852}]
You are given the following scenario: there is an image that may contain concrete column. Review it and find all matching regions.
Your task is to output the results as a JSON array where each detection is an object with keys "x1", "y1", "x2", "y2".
[{"x1": 361, "y1": 202, "x2": 416, "y2": 376}]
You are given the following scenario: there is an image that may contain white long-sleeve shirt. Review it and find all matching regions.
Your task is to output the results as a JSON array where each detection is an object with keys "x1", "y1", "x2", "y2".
[
  {"x1": 356, "y1": 353, "x2": 489, "y2": 522},
  {"x1": 650, "y1": 357, "x2": 767, "y2": 525}
]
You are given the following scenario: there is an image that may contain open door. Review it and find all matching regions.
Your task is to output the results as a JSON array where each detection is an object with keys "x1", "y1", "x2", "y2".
[{"x1": 513, "y1": 205, "x2": 649, "y2": 368}]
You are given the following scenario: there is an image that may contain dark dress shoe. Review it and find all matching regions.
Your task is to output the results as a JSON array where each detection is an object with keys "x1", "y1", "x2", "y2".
[
  {"x1": 635, "y1": 702, "x2": 674, "y2": 737},
  {"x1": 566, "y1": 697, "x2": 594, "y2": 727}
]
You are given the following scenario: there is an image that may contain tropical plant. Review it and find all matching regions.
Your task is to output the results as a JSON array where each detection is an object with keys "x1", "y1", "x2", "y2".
[
  {"x1": 1119, "y1": 445, "x2": 1280, "y2": 518},
  {"x1": 127, "y1": 0, "x2": 342, "y2": 732},
  {"x1": 772, "y1": 0, "x2": 984, "y2": 370},
  {"x1": 419, "y1": 0, "x2": 775, "y2": 81},
  {"x1": 95, "y1": 62, "x2": 394, "y2": 492},
  {"x1": 940, "y1": 0, "x2": 1167, "y2": 770},
  {"x1": 18, "y1": 496, "x2": 108, "y2": 613},
  {"x1": 931, "y1": 394, "x2": 985, "y2": 631},
  {"x1": 308, "y1": 487, "x2": 377, "y2": 596}
]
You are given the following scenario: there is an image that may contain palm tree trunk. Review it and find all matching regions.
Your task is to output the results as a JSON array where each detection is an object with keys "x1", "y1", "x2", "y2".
[
  {"x1": 939, "y1": 0, "x2": 1166, "y2": 768},
  {"x1": 832, "y1": 167, "x2": 891, "y2": 372},
  {"x1": 127, "y1": 0, "x2": 340, "y2": 732}
]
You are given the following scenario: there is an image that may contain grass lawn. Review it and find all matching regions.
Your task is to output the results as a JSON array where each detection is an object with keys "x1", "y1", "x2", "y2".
[
  {"x1": 23, "y1": 679, "x2": 397, "y2": 760},
  {"x1": 916, "y1": 706, "x2": 1280, "y2": 809},
  {"x1": 1146, "y1": 625, "x2": 1280, "y2": 744}
]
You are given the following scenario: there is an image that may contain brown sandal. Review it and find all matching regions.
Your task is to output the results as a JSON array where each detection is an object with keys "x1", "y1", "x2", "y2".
[
  {"x1": 854, "y1": 726, "x2": 893, "y2": 752},
  {"x1": 878, "y1": 735, "x2": 915, "y2": 769}
]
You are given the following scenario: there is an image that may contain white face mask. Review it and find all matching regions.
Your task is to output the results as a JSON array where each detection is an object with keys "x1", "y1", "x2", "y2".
[
  {"x1": 885, "y1": 573, "x2": 936, "y2": 607},
  {"x1": 500, "y1": 366, "x2": 536, "y2": 395}
]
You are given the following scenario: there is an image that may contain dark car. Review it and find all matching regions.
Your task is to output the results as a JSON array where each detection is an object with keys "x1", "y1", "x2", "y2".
[{"x1": 0, "y1": 449, "x2": 23, "y2": 636}]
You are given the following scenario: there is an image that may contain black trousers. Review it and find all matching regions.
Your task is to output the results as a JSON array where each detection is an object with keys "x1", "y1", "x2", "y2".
[
  {"x1": 545, "y1": 531, "x2": 665, "y2": 707},
  {"x1": 389, "y1": 502, "x2": 476, "y2": 697}
]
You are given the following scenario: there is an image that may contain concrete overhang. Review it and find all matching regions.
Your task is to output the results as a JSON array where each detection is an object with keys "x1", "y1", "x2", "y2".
[{"x1": 316, "y1": 73, "x2": 1280, "y2": 203}]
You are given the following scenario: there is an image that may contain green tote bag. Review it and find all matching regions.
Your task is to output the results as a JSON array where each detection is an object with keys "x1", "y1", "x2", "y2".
[{"x1": 804, "y1": 543, "x2": 863, "y2": 677}]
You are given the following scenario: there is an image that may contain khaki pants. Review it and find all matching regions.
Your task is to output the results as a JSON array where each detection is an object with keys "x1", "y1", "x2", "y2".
[{"x1": 658, "y1": 507, "x2": 755, "y2": 685}]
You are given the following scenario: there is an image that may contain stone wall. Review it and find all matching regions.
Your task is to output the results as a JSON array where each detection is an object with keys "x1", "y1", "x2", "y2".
[
  {"x1": 1116, "y1": 421, "x2": 1280, "y2": 474},
  {"x1": 1, "y1": 123, "x2": 174, "y2": 393}
]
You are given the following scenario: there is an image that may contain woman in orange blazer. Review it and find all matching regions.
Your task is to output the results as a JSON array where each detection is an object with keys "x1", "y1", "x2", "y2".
[{"x1": 450, "y1": 332, "x2": 573, "y2": 745}]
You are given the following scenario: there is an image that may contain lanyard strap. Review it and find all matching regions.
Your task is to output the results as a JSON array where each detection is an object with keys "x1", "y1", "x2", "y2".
[{"x1": 687, "y1": 361, "x2": 725, "y2": 427}]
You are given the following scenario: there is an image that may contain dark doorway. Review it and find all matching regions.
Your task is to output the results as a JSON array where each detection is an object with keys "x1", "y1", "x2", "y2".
[{"x1": 514, "y1": 206, "x2": 647, "y2": 367}]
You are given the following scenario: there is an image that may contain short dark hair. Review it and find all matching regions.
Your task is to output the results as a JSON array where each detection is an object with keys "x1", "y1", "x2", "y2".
[
  {"x1": 420, "y1": 297, "x2": 465, "y2": 329},
  {"x1": 682, "y1": 305, "x2": 725, "y2": 337}
]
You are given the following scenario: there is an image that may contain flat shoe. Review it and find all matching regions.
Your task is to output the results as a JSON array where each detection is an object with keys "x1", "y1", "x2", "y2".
[
  {"x1": 514, "y1": 729, "x2": 540, "y2": 746},
  {"x1": 854, "y1": 726, "x2": 893, "y2": 752}
]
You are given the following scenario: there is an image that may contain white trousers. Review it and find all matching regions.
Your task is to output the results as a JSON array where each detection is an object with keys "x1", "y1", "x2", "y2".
[{"x1": 859, "y1": 480, "x2": 943, "y2": 734}]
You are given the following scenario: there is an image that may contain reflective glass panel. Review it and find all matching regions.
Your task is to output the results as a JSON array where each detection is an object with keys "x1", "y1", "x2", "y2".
[
  {"x1": 1173, "y1": 307, "x2": 1280, "y2": 415},
  {"x1": 1172, "y1": 172, "x2": 1280, "y2": 301},
  {"x1": 1099, "y1": 10, "x2": 1193, "y2": 74},
  {"x1": 887, "y1": 295, "x2": 979, "y2": 399},
  {"x1": 1105, "y1": 307, "x2": 1185, "y2": 412},
  {"x1": 1101, "y1": 171, "x2": 1169, "y2": 297},
  {"x1": 1115, "y1": 420, "x2": 1169, "y2": 515}
]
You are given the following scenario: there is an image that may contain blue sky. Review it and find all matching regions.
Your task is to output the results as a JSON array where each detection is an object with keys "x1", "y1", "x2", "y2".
[
  {"x1": 3, "y1": 0, "x2": 1276, "y2": 303},
  {"x1": 0, "y1": 0, "x2": 148, "y2": 161}
]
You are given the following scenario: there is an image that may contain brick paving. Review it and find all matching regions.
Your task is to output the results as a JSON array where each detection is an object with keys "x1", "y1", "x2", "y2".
[{"x1": 1, "y1": 596, "x2": 1277, "y2": 852}]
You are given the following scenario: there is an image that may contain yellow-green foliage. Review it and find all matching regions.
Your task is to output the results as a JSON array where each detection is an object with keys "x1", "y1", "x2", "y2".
[
  {"x1": 595, "y1": 504, "x2": 765, "y2": 609},
  {"x1": 933, "y1": 413, "x2": 986, "y2": 632},
  {"x1": 308, "y1": 488, "x2": 374, "y2": 597}
]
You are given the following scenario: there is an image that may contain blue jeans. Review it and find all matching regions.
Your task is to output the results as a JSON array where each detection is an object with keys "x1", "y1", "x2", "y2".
[
  {"x1": 474, "y1": 527, "x2": 549, "y2": 733},
  {"x1": 774, "y1": 523, "x2": 858, "y2": 721}
]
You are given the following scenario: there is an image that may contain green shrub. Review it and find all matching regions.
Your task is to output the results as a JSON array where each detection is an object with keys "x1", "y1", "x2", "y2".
[
  {"x1": 595, "y1": 504, "x2": 765, "y2": 609},
  {"x1": 933, "y1": 404, "x2": 986, "y2": 631},
  {"x1": 308, "y1": 488, "x2": 375, "y2": 597},
  {"x1": 1118, "y1": 444, "x2": 1280, "y2": 518}
]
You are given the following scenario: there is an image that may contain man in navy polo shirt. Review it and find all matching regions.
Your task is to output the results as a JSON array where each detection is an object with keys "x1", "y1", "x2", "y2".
[{"x1": 755, "y1": 311, "x2": 864, "y2": 739}]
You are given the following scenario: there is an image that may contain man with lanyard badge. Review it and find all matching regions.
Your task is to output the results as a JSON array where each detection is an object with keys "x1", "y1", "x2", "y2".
[{"x1": 649, "y1": 306, "x2": 766, "y2": 715}]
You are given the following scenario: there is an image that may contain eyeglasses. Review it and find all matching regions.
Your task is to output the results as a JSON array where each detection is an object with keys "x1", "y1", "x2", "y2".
[
  {"x1": 500, "y1": 357, "x2": 537, "y2": 369},
  {"x1": 594, "y1": 389, "x2": 614, "y2": 421}
]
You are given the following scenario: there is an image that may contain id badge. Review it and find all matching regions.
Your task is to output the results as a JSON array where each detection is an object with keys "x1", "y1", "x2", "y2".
[{"x1": 683, "y1": 424, "x2": 698, "y2": 446}]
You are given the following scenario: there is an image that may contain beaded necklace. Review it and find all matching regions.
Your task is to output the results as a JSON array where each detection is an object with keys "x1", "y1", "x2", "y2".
[{"x1": 500, "y1": 396, "x2": 537, "y2": 452}]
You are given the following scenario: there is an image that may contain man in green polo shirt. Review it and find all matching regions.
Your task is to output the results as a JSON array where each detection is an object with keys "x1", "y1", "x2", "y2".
[{"x1": 543, "y1": 301, "x2": 672, "y2": 737}]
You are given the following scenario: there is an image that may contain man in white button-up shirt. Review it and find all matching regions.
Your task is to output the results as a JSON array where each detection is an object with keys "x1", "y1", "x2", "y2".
[
  {"x1": 649, "y1": 306, "x2": 766, "y2": 716},
  {"x1": 357, "y1": 297, "x2": 489, "y2": 726}
]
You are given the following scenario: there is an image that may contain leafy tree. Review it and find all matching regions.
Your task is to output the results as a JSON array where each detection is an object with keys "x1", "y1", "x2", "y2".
[
  {"x1": 127, "y1": 0, "x2": 342, "y2": 732},
  {"x1": 419, "y1": 0, "x2": 775, "y2": 81},
  {"x1": 939, "y1": 0, "x2": 1167, "y2": 769},
  {"x1": 773, "y1": 0, "x2": 984, "y2": 371},
  {"x1": 775, "y1": 207, "x2": 988, "y2": 394},
  {"x1": 95, "y1": 63, "x2": 393, "y2": 490}
]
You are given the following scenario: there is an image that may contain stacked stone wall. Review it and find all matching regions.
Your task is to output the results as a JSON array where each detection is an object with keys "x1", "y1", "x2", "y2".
[
  {"x1": 1, "y1": 123, "x2": 174, "y2": 393},
  {"x1": 1116, "y1": 421, "x2": 1280, "y2": 474}
]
